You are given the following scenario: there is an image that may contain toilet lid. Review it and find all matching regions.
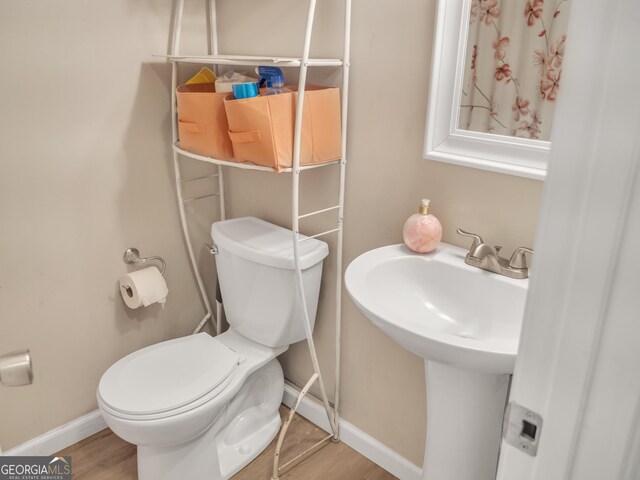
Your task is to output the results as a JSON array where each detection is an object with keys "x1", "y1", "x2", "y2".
[
  {"x1": 98, "y1": 333, "x2": 239, "y2": 415},
  {"x1": 211, "y1": 217, "x2": 329, "y2": 270}
]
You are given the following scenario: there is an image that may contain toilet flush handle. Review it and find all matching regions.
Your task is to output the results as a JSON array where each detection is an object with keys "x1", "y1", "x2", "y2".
[{"x1": 206, "y1": 243, "x2": 219, "y2": 255}]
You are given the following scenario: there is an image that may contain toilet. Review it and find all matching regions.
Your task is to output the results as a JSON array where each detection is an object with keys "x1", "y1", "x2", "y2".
[{"x1": 97, "y1": 217, "x2": 329, "y2": 480}]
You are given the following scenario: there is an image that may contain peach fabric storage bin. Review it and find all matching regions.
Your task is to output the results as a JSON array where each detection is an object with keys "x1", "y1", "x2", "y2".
[
  {"x1": 176, "y1": 83, "x2": 234, "y2": 160},
  {"x1": 223, "y1": 86, "x2": 341, "y2": 172}
]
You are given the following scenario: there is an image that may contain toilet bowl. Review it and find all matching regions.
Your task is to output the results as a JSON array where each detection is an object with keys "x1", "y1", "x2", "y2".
[
  {"x1": 97, "y1": 217, "x2": 328, "y2": 480},
  {"x1": 98, "y1": 330, "x2": 286, "y2": 479}
]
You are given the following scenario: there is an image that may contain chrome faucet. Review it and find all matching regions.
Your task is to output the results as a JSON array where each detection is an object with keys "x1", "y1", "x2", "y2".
[{"x1": 457, "y1": 229, "x2": 533, "y2": 280}]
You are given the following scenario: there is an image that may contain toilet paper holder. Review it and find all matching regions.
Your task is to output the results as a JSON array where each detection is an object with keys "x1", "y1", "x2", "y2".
[{"x1": 122, "y1": 248, "x2": 166, "y2": 275}]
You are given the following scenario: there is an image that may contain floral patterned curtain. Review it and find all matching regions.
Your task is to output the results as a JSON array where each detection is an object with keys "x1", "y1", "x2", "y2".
[{"x1": 458, "y1": 0, "x2": 569, "y2": 140}]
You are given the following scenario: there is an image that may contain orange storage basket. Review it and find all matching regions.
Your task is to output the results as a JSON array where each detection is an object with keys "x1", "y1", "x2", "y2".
[
  {"x1": 223, "y1": 86, "x2": 341, "y2": 172},
  {"x1": 176, "y1": 83, "x2": 234, "y2": 160}
]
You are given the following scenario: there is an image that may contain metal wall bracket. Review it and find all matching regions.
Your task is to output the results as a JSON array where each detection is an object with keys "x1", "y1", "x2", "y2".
[
  {"x1": 503, "y1": 401, "x2": 543, "y2": 456},
  {"x1": 123, "y1": 248, "x2": 166, "y2": 274}
]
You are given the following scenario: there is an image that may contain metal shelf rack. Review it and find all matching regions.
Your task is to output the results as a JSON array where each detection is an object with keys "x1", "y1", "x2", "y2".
[
  {"x1": 173, "y1": 143, "x2": 341, "y2": 173},
  {"x1": 160, "y1": 53, "x2": 344, "y2": 67},
  {"x1": 167, "y1": 0, "x2": 351, "y2": 478}
]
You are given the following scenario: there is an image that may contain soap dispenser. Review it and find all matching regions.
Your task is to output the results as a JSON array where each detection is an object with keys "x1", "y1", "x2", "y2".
[{"x1": 403, "y1": 199, "x2": 443, "y2": 253}]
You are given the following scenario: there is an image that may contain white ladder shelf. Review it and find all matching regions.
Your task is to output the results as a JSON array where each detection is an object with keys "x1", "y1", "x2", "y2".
[{"x1": 167, "y1": 0, "x2": 351, "y2": 478}]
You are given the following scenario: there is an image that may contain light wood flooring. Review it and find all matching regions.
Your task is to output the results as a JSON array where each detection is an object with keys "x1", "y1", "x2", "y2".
[{"x1": 56, "y1": 405, "x2": 397, "y2": 479}]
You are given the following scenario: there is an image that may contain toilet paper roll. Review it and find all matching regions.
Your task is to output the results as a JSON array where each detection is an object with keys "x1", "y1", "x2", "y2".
[{"x1": 119, "y1": 266, "x2": 169, "y2": 309}]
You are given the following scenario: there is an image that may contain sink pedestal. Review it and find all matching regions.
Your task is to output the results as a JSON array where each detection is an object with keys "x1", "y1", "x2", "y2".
[{"x1": 423, "y1": 361, "x2": 510, "y2": 480}]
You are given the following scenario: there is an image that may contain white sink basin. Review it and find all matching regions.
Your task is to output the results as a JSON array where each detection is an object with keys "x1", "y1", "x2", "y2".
[
  {"x1": 345, "y1": 243, "x2": 527, "y2": 374},
  {"x1": 345, "y1": 243, "x2": 529, "y2": 480}
]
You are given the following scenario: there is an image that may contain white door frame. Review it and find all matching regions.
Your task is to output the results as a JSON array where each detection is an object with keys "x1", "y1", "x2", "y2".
[{"x1": 497, "y1": 0, "x2": 640, "y2": 478}]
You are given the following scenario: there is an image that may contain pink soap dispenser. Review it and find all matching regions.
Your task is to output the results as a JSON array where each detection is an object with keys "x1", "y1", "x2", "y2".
[{"x1": 403, "y1": 199, "x2": 443, "y2": 253}]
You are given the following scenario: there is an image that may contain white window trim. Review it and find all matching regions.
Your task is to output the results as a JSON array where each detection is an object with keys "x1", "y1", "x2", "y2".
[{"x1": 424, "y1": 0, "x2": 548, "y2": 180}]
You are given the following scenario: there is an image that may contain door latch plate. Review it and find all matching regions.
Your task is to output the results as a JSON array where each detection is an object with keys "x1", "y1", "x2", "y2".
[{"x1": 502, "y1": 401, "x2": 543, "y2": 456}]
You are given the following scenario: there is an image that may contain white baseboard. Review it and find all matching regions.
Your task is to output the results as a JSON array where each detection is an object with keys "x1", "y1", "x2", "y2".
[
  {"x1": 282, "y1": 385, "x2": 423, "y2": 480},
  {"x1": 3, "y1": 389, "x2": 422, "y2": 480},
  {"x1": 2, "y1": 410, "x2": 107, "y2": 457}
]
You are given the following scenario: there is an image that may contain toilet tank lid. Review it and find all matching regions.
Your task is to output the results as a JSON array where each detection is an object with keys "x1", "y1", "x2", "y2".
[{"x1": 211, "y1": 217, "x2": 329, "y2": 270}]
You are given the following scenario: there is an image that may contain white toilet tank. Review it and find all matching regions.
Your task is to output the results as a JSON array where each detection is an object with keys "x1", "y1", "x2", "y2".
[{"x1": 211, "y1": 217, "x2": 329, "y2": 348}]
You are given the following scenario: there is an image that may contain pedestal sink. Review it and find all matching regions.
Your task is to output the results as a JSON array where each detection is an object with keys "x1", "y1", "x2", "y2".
[{"x1": 345, "y1": 243, "x2": 528, "y2": 480}]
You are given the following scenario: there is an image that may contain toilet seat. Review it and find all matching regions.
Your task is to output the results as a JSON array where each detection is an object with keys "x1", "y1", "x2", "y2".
[{"x1": 98, "y1": 334, "x2": 239, "y2": 418}]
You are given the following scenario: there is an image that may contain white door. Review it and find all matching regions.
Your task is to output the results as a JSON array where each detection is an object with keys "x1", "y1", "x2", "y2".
[{"x1": 497, "y1": 0, "x2": 640, "y2": 478}]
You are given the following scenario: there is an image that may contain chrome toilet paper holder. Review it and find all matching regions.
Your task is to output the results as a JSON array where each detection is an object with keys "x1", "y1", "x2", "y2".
[
  {"x1": 120, "y1": 248, "x2": 167, "y2": 298},
  {"x1": 122, "y1": 248, "x2": 167, "y2": 274}
]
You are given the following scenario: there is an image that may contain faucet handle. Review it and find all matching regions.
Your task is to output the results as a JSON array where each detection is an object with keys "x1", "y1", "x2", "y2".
[
  {"x1": 509, "y1": 247, "x2": 533, "y2": 269},
  {"x1": 457, "y1": 228, "x2": 484, "y2": 252}
]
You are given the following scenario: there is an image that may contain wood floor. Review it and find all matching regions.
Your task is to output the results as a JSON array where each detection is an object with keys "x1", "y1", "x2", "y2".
[{"x1": 56, "y1": 405, "x2": 397, "y2": 479}]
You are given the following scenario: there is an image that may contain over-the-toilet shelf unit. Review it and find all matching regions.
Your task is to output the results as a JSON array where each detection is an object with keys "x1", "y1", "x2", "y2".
[{"x1": 164, "y1": 0, "x2": 351, "y2": 478}]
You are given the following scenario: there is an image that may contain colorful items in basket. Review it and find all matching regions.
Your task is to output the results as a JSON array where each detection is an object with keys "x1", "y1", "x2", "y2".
[
  {"x1": 232, "y1": 82, "x2": 260, "y2": 99},
  {"x1": 215, "y1": 71, "x2": 259, "y2": 93},
  {"x1": 262, "y1": 74, "x2": 292, "y2": 96},
  {"x1": 186, "y1": 67, "x2": 217, "y2": 85},
  {"x1": 229, "y1": 67, "x2": 292, "y2": 99},
  {"x1": 175, "y1": 65, "x2": 341, "y2": 172},
  {"x1": 256, "y1": 66, "x2": 285, "y2": 89}
]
